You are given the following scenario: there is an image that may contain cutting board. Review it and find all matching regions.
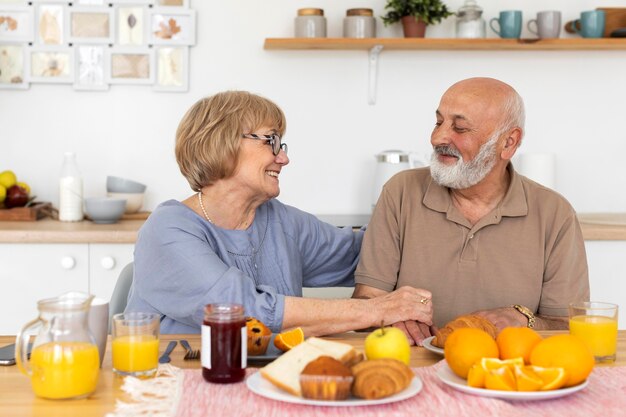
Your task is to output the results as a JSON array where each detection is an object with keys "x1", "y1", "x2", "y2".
[
  {"x1": 565, "y1": 8, "x2": 626, "y2": 37},
  {"x1": 0, "y1": 202, "x2": 54, "y2": 221}
]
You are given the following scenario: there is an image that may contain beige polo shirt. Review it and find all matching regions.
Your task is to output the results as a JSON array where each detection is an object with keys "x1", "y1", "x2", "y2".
[{"x1": 355, "y1": 165, "x2": 589, "y2": 327}]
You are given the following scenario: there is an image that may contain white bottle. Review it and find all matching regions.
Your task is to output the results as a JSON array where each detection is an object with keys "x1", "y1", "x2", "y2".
[{"x1": 59, "y1": 152, "x2": 84, "y2": 222}]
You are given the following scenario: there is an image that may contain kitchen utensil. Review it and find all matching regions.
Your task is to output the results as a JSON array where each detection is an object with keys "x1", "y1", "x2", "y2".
[
  {"x1": 489, "y1": 10, "x2": 522, "y2": 39},
  {"x1": 16, "y1": 291, "x2": 99, "y2": 399},
  {"x1": 527, "y1": 11, "x2": 561, "y2": 39},
  {"x1": 84, "y1": 197, "x2": 127, "y2": 224},
  {"x1": 180, "y1": 339, "x2": 201, "y2": 360},
  {"x1": 572, "y1": 10, "x2": 605, "y2": 38},
  {"x1": 372, "y1": 150, "x2": 427, "y2": 210},
  {"x1": 0, "y1": 202, "x2": 53, "y2": 221},
  {"x1": 107, "y1": 192, "x2": 143, "y2": 214},
  {"x1": 88, "y1": 297, "x2": 109, "y2": 367},
  {"x1": 106, "y1": 176, "x2": 147, "y2": 193},
  {"x1": 158, "y1": 341, "x2": 178, "y2": 364}
]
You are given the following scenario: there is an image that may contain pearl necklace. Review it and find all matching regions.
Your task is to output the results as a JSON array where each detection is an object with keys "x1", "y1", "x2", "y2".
[{"x1": 197, "y1": 192, "x2": 213, "y2": 224}]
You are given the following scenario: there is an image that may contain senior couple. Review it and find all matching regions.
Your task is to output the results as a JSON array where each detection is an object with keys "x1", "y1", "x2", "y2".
[{"x1": 126, "y1": 77, "x2": 589, "y2": 345}]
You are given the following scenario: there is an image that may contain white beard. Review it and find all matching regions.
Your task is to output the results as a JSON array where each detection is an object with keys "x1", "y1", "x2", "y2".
[{"x1": 430, "y1": 130, "x2": 501, "y2": 189}]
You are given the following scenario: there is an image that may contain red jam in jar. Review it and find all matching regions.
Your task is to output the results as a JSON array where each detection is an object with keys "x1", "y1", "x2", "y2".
[{"x1": 202, "y1": 303, "x2": 247, "y2": 383}]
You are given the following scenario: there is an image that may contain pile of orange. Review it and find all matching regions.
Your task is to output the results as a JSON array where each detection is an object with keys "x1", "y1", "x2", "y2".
[{"x1": 444, "y1": 327, "x2": 594, "y2": 392}]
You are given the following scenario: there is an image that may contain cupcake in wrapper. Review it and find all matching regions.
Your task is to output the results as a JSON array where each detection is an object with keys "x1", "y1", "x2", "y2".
[{"x1": 299, "y1": 356, "x2": 354, "y2": 400}]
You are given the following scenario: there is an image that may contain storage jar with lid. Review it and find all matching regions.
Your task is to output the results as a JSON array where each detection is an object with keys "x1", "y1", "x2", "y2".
[
  {"x1": 343, "y1": 8, "x2": 376, "y2": 38},
  {"x1": 455, "y1": 0, "x2": 486, "y2": 38},
  {"x1": 295, "y1": 8, "x2": 327, "y2": 38}
]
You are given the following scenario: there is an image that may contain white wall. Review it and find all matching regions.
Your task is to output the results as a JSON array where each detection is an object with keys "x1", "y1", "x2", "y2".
[{"x1": 2, "y1": 0, "x2": 626, "y2": 215}]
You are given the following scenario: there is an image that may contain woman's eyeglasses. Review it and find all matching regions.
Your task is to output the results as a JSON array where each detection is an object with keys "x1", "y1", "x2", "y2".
[{"x1": 242, "y1": 133, "x2": 288, "y2": 156}]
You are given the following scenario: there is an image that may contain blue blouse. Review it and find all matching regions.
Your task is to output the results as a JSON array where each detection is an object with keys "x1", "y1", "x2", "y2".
[{"x1": 125, "y1": 199, "x2": 363, "y2": 334}]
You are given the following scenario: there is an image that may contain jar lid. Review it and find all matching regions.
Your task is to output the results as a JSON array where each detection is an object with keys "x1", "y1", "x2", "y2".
[
  {"x1": 457, "y1": 0, "x2": 482, "y2": 17},
  {"x1": 298, "y1": 8, "x2": 324, "y2": 16},
  {"x1": 347, "y1": 8, "x2": 373, "y2": 17}
]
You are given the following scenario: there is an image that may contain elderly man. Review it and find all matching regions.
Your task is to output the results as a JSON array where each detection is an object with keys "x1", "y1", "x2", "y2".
[{"x1": 353, "y1": 78, "x2": 589, "y2": 345}]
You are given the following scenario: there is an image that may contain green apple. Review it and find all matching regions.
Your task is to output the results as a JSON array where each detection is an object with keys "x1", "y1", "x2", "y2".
[{"x1": 364, "y1": 325, "x2": 411, "y2": 365}]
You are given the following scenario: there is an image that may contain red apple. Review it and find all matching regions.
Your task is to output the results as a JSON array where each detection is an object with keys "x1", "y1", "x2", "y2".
[{"x1": 4, "y1": 185, "x2": 29, "y2": 208}]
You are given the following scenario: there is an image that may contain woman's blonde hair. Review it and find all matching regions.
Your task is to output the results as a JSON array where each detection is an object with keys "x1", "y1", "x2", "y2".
[{"x1": 175, "y1": 91, "x2": 287, "y2": 191}]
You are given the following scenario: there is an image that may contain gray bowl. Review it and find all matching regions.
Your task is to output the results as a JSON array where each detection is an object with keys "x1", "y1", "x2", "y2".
[
  {"x1": 106, "y1": 176, "x2": 147, "y2": 193},
  {"x1": 84, "y1": 197, "x2": 127, "y2": 224}
]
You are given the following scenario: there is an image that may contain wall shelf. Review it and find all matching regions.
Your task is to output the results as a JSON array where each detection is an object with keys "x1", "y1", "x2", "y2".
[
  {"x1": 264, "y1": 38, "x2": 626, "y2": 51},
  {"x1": 265, "y1": 38, "x2": 626, "y2": 104}
]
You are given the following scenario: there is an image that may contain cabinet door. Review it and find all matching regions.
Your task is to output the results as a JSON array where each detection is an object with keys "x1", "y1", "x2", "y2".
[
  {"x1": 0, "y1": 244, "x2": 89, "y2": 335},
  {"x1": 88, "y1": 244, "x2": 134, "y2": 302}
]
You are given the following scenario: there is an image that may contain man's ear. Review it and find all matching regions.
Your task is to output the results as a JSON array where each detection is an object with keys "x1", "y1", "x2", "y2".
[{"x1": 501, "y1": 127, "x2": 522, "y2": 160}]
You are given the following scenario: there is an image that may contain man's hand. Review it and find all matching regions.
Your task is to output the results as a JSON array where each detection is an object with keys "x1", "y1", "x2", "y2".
[
  {"x1": 472, "y1": 307, "x2": 527, "y2": 332},
  {"x1": 392, "y1": 321, "x2": 435, "y2": 346}
]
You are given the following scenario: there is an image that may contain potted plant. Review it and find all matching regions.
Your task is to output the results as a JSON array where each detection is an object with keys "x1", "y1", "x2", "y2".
[{"x1": 381, "y1": 0, "x2": 453, "y2": 38}]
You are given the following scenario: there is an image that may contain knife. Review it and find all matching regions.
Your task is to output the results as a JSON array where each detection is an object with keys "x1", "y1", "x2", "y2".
[{"x1": 158, "y1": 341, "x2": 177, "y2": 364}]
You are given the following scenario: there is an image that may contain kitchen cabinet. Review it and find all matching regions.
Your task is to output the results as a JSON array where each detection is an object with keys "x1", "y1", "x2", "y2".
[
  {"x1": 264, "y1": 37, "x2": 626, "y2": 104},
  {"x1": 0, "y1": 243, "x2": 133, "y2": 335}
]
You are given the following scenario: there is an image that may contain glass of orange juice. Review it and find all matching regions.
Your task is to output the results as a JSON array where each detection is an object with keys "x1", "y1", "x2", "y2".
[
  {"x1": 569, "y1": 301, "x2": 618, "y2": 363},
  {"x1": 112, "y1": 312, "x2": 160, "y2": 377}
]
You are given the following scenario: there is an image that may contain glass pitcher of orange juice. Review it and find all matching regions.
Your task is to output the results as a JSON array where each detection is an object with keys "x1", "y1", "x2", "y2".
[{"x1": 16, "y1": 291, "x2": 100, "y2": 400}]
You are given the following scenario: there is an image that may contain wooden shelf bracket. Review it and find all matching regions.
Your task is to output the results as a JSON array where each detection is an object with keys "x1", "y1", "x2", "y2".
[{"x1": 368, "y1": 45, "x2": 384, "y2": 105}]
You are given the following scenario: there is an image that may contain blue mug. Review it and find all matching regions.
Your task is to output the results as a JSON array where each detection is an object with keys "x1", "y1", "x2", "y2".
[
  {"x1": 490, "y1": 10, "x2": 522, "y2": 39},
  {"x1": 573, "y1": 10, "x2": 605, "y2": 38}
]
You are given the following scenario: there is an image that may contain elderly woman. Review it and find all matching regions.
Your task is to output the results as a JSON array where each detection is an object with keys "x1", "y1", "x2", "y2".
[{"x1": 125, "y1": 91, "x2": 432, "y2": 335}]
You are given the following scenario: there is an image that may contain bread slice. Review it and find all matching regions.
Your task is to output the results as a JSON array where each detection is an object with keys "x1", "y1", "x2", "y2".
[{"x1": 260, "y1": 337, "x2": 360, "y2": 397}]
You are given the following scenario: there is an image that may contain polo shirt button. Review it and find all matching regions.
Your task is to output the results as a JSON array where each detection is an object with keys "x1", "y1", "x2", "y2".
[{"x1": 469, "y1": 234, "x2": 474, "y2": 239}]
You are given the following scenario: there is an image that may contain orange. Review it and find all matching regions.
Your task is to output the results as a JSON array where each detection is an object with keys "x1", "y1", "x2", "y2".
[
  {"x1": 529, "y1": 334, "x2": 594, "y2": 387},
  {"x1": 496, "y1": 327, "x2": 542, "y2": 364},
  {"x1": 444, "y1": 328, "x2": 499, "y2": 379},
  {"x1": 273, "y1": 327, "x2": 304, "y2": 352},
  {"x1": 484, "y1": 366, "x2": 516, "y2": 391},
  {"x1": 527, "y1": 365, "x2": 568, "y2": 390},
  {"x1": 467, "y1": 357, "x2": 522, "y2": 388},
  {"x1": 513, "y1": 365, "x2": 543, "y2": 391}
]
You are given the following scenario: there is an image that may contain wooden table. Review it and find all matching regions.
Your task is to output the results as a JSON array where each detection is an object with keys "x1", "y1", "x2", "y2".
[{"x1": 1, "y1": 331, "x2": 625, "y2": 416}]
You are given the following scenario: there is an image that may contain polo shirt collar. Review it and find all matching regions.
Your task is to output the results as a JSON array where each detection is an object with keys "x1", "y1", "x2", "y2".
[{"x1": 423, "y1": 163, "x2": 528, "y2": 218}]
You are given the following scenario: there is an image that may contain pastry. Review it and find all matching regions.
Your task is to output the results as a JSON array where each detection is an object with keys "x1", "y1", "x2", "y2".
[
  {"x1": 299, "y1": 356, "x2": 354, "y2": 400},
  {"x1": 351, "y1": 358, "x2": 414, "y2": 400},
  {"x1": 432, "y1": 314, "x2": 497, "y2": 348},
  {"x1": 246, "y1": 317, "x2": 272, "y2": 356}
]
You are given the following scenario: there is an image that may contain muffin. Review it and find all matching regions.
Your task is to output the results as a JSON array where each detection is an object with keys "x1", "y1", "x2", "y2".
[
  {"x1": 246, "y1": 317, "x2": 272, "y2": 356},
  {"x1": 299, "y1": 356, "x2": 354, "y2": 400}
]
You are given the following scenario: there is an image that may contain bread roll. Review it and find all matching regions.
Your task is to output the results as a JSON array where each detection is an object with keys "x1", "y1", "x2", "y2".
[{"x1": 432, "y1": 314, "x2": 497, "y2": 348}]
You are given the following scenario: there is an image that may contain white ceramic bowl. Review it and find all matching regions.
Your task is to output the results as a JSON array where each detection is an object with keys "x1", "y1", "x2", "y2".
[
  {"x1": 107, "y1": 192, "x2": 143, "y2": 214},
  {"x1": 106, "y1": 176, "x2": 147, "y2": 193},
  {"x1": 84, "y1": 197, "x2": 127, "y2": 224}
]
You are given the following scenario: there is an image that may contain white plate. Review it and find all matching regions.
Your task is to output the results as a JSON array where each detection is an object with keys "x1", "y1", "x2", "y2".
[
  {"x1": 246, "y1": 372, "x2": 422, "y2": 406},
  {"x1": 422, "y1": 336, "x2": 444, "y2": 356},
  {"x1": 436, "y1": 362, "x2": 588, "y2": 401}
]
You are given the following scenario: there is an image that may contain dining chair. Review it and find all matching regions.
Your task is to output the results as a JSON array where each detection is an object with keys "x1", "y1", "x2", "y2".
[{"x1": 108, "y1": 262, "x2": 134, "y2": 332}]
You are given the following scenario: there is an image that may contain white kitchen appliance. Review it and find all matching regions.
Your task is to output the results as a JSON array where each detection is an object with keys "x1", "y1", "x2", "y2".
[{"x1": 372, "y1": 150, "x2": 428, "y2": 210}]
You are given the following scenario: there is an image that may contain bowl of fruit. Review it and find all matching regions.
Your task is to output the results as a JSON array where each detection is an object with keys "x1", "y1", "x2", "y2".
[{"x1": 0, "y1": 170, "x2": 33, "y2": 209}]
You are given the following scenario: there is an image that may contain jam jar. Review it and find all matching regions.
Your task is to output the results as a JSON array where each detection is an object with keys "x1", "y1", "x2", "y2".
[{"x1": 202, "y1": 303, "x2": 247, "y2": 384}]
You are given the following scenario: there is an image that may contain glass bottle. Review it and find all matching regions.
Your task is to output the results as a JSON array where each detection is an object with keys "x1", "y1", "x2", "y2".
[
  {"x1": 59, "y1": 152, "x2": 83, "y2": 222},
  {"x1": 456, "y1": 0, "x2": 486, "y2": 39},
  {"x1": 202, "y1": 303, "x2": 247, "y2": 384}
]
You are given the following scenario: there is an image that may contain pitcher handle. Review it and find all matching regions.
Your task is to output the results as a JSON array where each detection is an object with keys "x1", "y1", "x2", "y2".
[{"x1": 15, "y1": 316, "x2": 42, "y2": 377}]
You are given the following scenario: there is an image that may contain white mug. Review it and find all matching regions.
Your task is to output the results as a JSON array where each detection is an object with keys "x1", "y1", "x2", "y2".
[
  {"x1": 527, "y1": 11, "x2": 561, "y2": 39},
  {"x1": 88, "y1": 297, "x2": 110, "y2": 367}
]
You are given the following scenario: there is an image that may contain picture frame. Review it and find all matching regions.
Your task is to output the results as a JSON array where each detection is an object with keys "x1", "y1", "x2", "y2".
[
  {"x1": 66, "y1": 6, "x2": 114, "y2": 44},
  {"x1": 153, "y1": 0, "x2": 188, "y2": 7},
  {"x1": 115, "y1": 4, "x2": 147, "y2": 46},
  {"x1": 105, "y1": 47, "x2": 154, "y2": 85},
  {"x1": 35, "y1": 3, "x2": 64, "y2": 45},
  {"x1": 29, "y1": 46, "x2": 74, "y2": 84},
  {"x1": 153, "y1": 46, "x2": 188, "y2": 92},
  {"x1": 148, "y1": 8, "x2": 195, "y2": 45},
  {"x1": 0, "y1": 43, "x2": 28, "y2": 89},
  {"x1": 74, "y1": 44, "x2": 108, "y2": 91},
  {"x1": 75, "y1": 0, "x2": 106, "y2": 5},
  {"x1": 109, "y1": 0, "x2": 153, "y2": 5},
  {"x1": 0, "y1": 5, "x2": 34, "y2": 43}
]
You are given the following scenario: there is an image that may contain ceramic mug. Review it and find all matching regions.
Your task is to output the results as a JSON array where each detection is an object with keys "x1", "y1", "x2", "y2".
[
  {"x1": 573, "y1": 10, "x2": 605, "y2": 38},
  {"x1": 527, "y1": 11, "x2": 561, "y2": 39},
  {"x1": 490, "y1": 10, "x2": 522, "y2": 39}
]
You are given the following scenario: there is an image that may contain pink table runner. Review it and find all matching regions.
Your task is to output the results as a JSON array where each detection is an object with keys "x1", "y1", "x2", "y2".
[{"x1": 174, "y1": 362, "x2": 626, "y2": 417}]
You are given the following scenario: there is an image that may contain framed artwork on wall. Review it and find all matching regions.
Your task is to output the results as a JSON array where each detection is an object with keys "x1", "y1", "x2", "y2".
[
  {"x1": 67, "y1": 7, "x2": 114, "y2": 44},
  {"x1": 110, "y1": 0, "x2": 153, "y2": 5},
  {"x1": 74, "y1": 44, "x2": 108, "y2": 91},
  {"x1": 35, "y1": 3, "x2": 64, "y2": 45},
  {"x1": 75, "y1": 0, "x2": 106, "y2": 5},
  {"x1": 153, "y1": 46, "x2": 187, "y2": 92},
  {"x1": 105, "y1": 47, "x2": 154, "y2": 85},
  {"x1": 148, "y1": 8, "x2": 195, "y2": 45},
  {"x1": 0, "y1": 5, "x2": 33, "y2": 43},
  {"x1": 0, "y1": 43, "x2": 28, "y2": 89},
  {"x1": 115, "y1": 5, "x2": 146, "y2": 46},
  {"x1": 154, "y1": 0, "x2": 189, "y2": 7},
  {"x1": 29, "y1": 46, "x2": 74, "y2": 83}
]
